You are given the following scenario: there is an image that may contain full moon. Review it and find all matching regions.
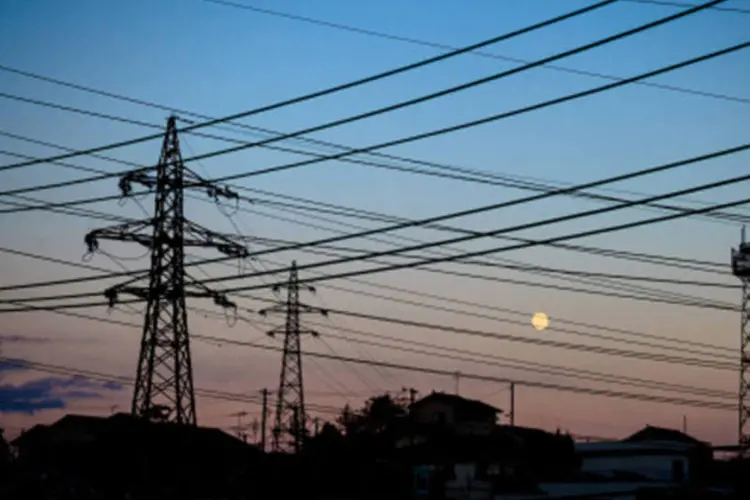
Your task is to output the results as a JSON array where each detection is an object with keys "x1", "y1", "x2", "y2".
[{"x1": 531, "y1": 312, "x2": 549, "y2": 331}]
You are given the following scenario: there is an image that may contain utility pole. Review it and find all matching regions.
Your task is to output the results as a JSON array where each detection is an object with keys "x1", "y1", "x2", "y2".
[
  {"x1": 260, "y1": 388, "x2": 268, "y2": 452},
  {"x1": 731, "y1": 226, "x2": 750, "y2": 449},
  {"x1": 454, "y1": 371, "x2": 461, "y2": 395},
  {"x1": 259, "y1": 261, "x2": 328, "y2": 454},
  {"x1": 509, "y1": 382, "x2": 515, "y2": 426},
  {"x1": 84, "y1": 116, "x2": 247, "y2": 425},
  {"x1": 402, "y1": 387, "x2": 418, "y2": 447}
]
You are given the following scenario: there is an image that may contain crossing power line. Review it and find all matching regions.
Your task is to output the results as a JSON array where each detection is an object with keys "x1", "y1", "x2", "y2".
[
  {"x1": 0, "y1": 319, "x2": 737, "y2": 411},
  {"x1": 199, "y1": 0, "x2": 750, "y2": 102},
  {"x1": 0, "y1": 1, "x2": 732, "y2": 201},
  {"x1": 0, "y1": 133, "x2": 747, "y2": 304},
  {"x1": 6, "y1": 147, "x2": 746, "y2": 309},
  {"x1": 0, "y1": 175, "x2": 750, "y2": 307},
  {"x1": 0, "y1": 241, "x2": 736, "y2": 361},
  {"x1": 0, "y1": 0, "x2": 618, "y2": 174}
]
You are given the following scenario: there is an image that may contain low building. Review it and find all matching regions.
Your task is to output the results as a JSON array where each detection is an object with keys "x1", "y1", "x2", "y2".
[
  {"x1": 576, "y1": 425, "x2": 713, "y2": 484},
  {"x1": 10, "y1": 412, "x2": 260, "y2": 498},
  {"x1": 408, "y1": 424, "x2": 578, "y2": 499},
  {"x1": 409, "y1": 391, "x2": 502, "y2": 436}
]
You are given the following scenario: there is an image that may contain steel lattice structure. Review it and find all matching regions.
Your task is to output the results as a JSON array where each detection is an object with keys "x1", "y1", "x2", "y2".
[
  {"x1": 84, "y1": 116, "x2": 247, "y2": 425},
  {"x1": 259, "y1": 261, "x2": 327, "y2": 453},
  {"x1": 731, "y1": 227, "x2": 750, "y2": 449},
  {"x1": 740, "y1": 280, "x2": 750, "y2": 448}
]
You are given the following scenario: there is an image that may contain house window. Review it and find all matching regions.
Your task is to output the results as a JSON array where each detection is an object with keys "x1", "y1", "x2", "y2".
[{"x1": 672, "y1": 459, "x2": 685, "y2": 482}]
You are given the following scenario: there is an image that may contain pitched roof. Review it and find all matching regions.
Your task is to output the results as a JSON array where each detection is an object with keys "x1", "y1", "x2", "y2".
[
  {"x1": 11, "y1": 412, "x2": 257, "y2": 454},
  {"x1": 623, "y1": 425, "x2": 705, "y2": 446},
  {"x1": 411, "y1": 392, "x2": 502, "y2": 414}
]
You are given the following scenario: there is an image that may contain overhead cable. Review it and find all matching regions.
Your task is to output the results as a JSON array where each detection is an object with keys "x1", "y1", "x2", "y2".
[{"x1": 0, "y1": 0, "x2": 617, "y2": 174}]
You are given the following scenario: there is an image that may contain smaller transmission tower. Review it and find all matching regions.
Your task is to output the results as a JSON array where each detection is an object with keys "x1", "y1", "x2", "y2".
[
  {"x1": 258, "y1": 261, "x2": 327, "y2": 453},
  {"x1": 84, "y1": 116, "x2": 247, "y2": 425},
  {"x1": 731, "y1": 227, "x2": 750, "y2": 450}
]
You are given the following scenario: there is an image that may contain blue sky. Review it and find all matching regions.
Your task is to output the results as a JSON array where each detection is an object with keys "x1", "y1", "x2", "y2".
[{"x1": 0, "y1": 0, "x2": 749, "y2": 443}]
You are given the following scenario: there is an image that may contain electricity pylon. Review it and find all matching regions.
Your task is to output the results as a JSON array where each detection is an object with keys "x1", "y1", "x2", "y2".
[
  {"x1": 258, "y1": 261, "x2": 327, "y2": 453},
  {"x1": 84, "y1": 116, "x2": 247, "y2": 425},
  {"x1": 732, "y1": 227, "x2": 750, "y2": 450}
]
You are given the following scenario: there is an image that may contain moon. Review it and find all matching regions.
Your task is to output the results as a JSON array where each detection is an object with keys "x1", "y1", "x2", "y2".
[{"x1": 531, "y1": 312, "x2": 549, "y2": 331}]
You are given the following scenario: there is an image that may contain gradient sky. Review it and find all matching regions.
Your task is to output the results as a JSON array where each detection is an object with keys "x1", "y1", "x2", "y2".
[{"x1": 1, "y1": 0, "x2": 749, "y2": 445}]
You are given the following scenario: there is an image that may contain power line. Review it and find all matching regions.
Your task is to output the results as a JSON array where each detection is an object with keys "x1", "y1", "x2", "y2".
[
  {"x1": 2, "y1": 136, "x2": 742, "y2": 299},
  {"x1": 0, "y1": 238, "x2": 736, "y2": 364},
  {"x1": 0, "y1": 132, "x2": 740, "y2": 271},
  {"x1": 224, "y1": 188, "x2": 728, "y2": 271},
  {"x1": 625, "y1": 0, "x2": 750, "y2": 13},
  {"x1": 0, "y1": 282, "x2": 737, "y2": 371},
  {"x1": 2, "y1": 33, "x2": 745, "y2": 212},
  {"x1": 0, "y1": 155, "x2": 734, "y2": 318},
  {"x1": 0, "y1": 314, "x2": 736, "y2": 410},
  {"x1": 220, "y1": 235, "x2": 734, "y2": 310},
  {"x1": 200, "y1": 0, "x2": 750, "y2": 103},
  {"x1": 0, "y1": 219, "x2": 734, "y2": 311},
  {"x1": 1, "y1": 248, "x2": 739, "y2": 402},
  {"x1": 247, "y1": 261, "x2": 735, "y2": 357},
  {"x1": 8, "y1": 291, "x2": 738, "y2": 399},
  {"x1": 230, "y1": 256, "x2": 736, "y2": 354},
  {"x1": 3, "y1": 72, "x2": 746, "y2": 227},
  {"x1": 312, "y1": 324, "x2": 735, "y2": 400},
  {"x1": 2, "y1": 162, "x2": 747, "y2": 309},
  {"x1": 2, "y1": 349, "x2": 734, "y2": 415},
  {"x1": 0, "y1": 0, "x2": 734, "y2": 211},
  {"x1": 2, "y1": 239, "x2": 735, "y2": 360},
  {"x1": 235, "y1": 296, "x2": 735, "y2": 370},
  {"x1": 4, "y1": 100, "x2": 748, "y2": 228},
  {"x1": 256, "y1": 240, "x2": 735, "y2": 289},
  {"x1": 156, "y1": 174, "x2": 750, "y2": 295},
  {"x1": 0, "y1": 0, "x2": 617, "y2": 174},
  {"x1": 0, "y1": 356, "x2": 341, "y2": 415},
  {"x1": 151, "y1": 2, "x2": 745, "y2": 186}
]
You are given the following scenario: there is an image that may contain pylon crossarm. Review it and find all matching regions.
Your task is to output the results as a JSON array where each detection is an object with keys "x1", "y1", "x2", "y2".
[
  {"x1": 84, "y1": 219, "x2": 155, "y2": 253},
  {"x1": 182, "y1": 221, "x2": 248, "y2": 258},
  {"x1": 300, "y1": 328, "x2": 320, "y2": 338},
  {"x1": 258, "y1": 304, "x2": 286, "y2": 316},
  {"x1": 183, "y1": 178, "x2": 240, "y2": 202},
  {"x1": 181, "y1": 238, "x2": 247, "y2": 258},
  {"x1": 181, "y1": 274, "x2": 237, "y2": 311},
  {"x1": 266, "y1": 326, "x2": 285, "y2": 338},
  {"x1": 298, "y1": 302, "x2": 328, "y2": 316},
  {"x1": 103, "y1": 278, "x2": 152, "y2": 307},
  {"x1": 118, "y1": 169, "x2": 158, "y2": 196}
]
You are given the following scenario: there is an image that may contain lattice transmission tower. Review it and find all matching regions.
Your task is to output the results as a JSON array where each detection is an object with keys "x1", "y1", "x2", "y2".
[
  {"x1": 258, "y1": 261, "x2": 327, "y2": 453},
  {"x1": 84, "y1": 116, "x2": 247, "y2": 425},
  {"x1": 731, "y1": 226, "x2": 750, "y2": 450}
]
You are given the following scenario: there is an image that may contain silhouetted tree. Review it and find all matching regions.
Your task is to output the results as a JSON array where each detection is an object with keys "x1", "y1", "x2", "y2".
[
  {"x1": 336, "y1": 403, "x2": 363, "y2": 435},
  {"x1": 0, "y1": 428, "x2": 10, "y2": 480},
  {"x1": 337, "y1": 394, "x2": 407, "y2": 437},
  {"x1": 362, "y1": 394, "x2": 407, "y2": 434}
]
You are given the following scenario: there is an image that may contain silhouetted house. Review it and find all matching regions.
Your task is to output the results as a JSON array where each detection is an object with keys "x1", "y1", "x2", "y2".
[
  {"x1": 406, "y1": 418, "x2": 577, "y2": 498},
  {"x1": 576, "y1": 425, "x2": 713, "y2": 485},
  {"x1": 409, "y1": 391, "x2": 502, "y2": 436},
  {"x1": 11, "y1": 412, "x2": 260, "y2": 498}
]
